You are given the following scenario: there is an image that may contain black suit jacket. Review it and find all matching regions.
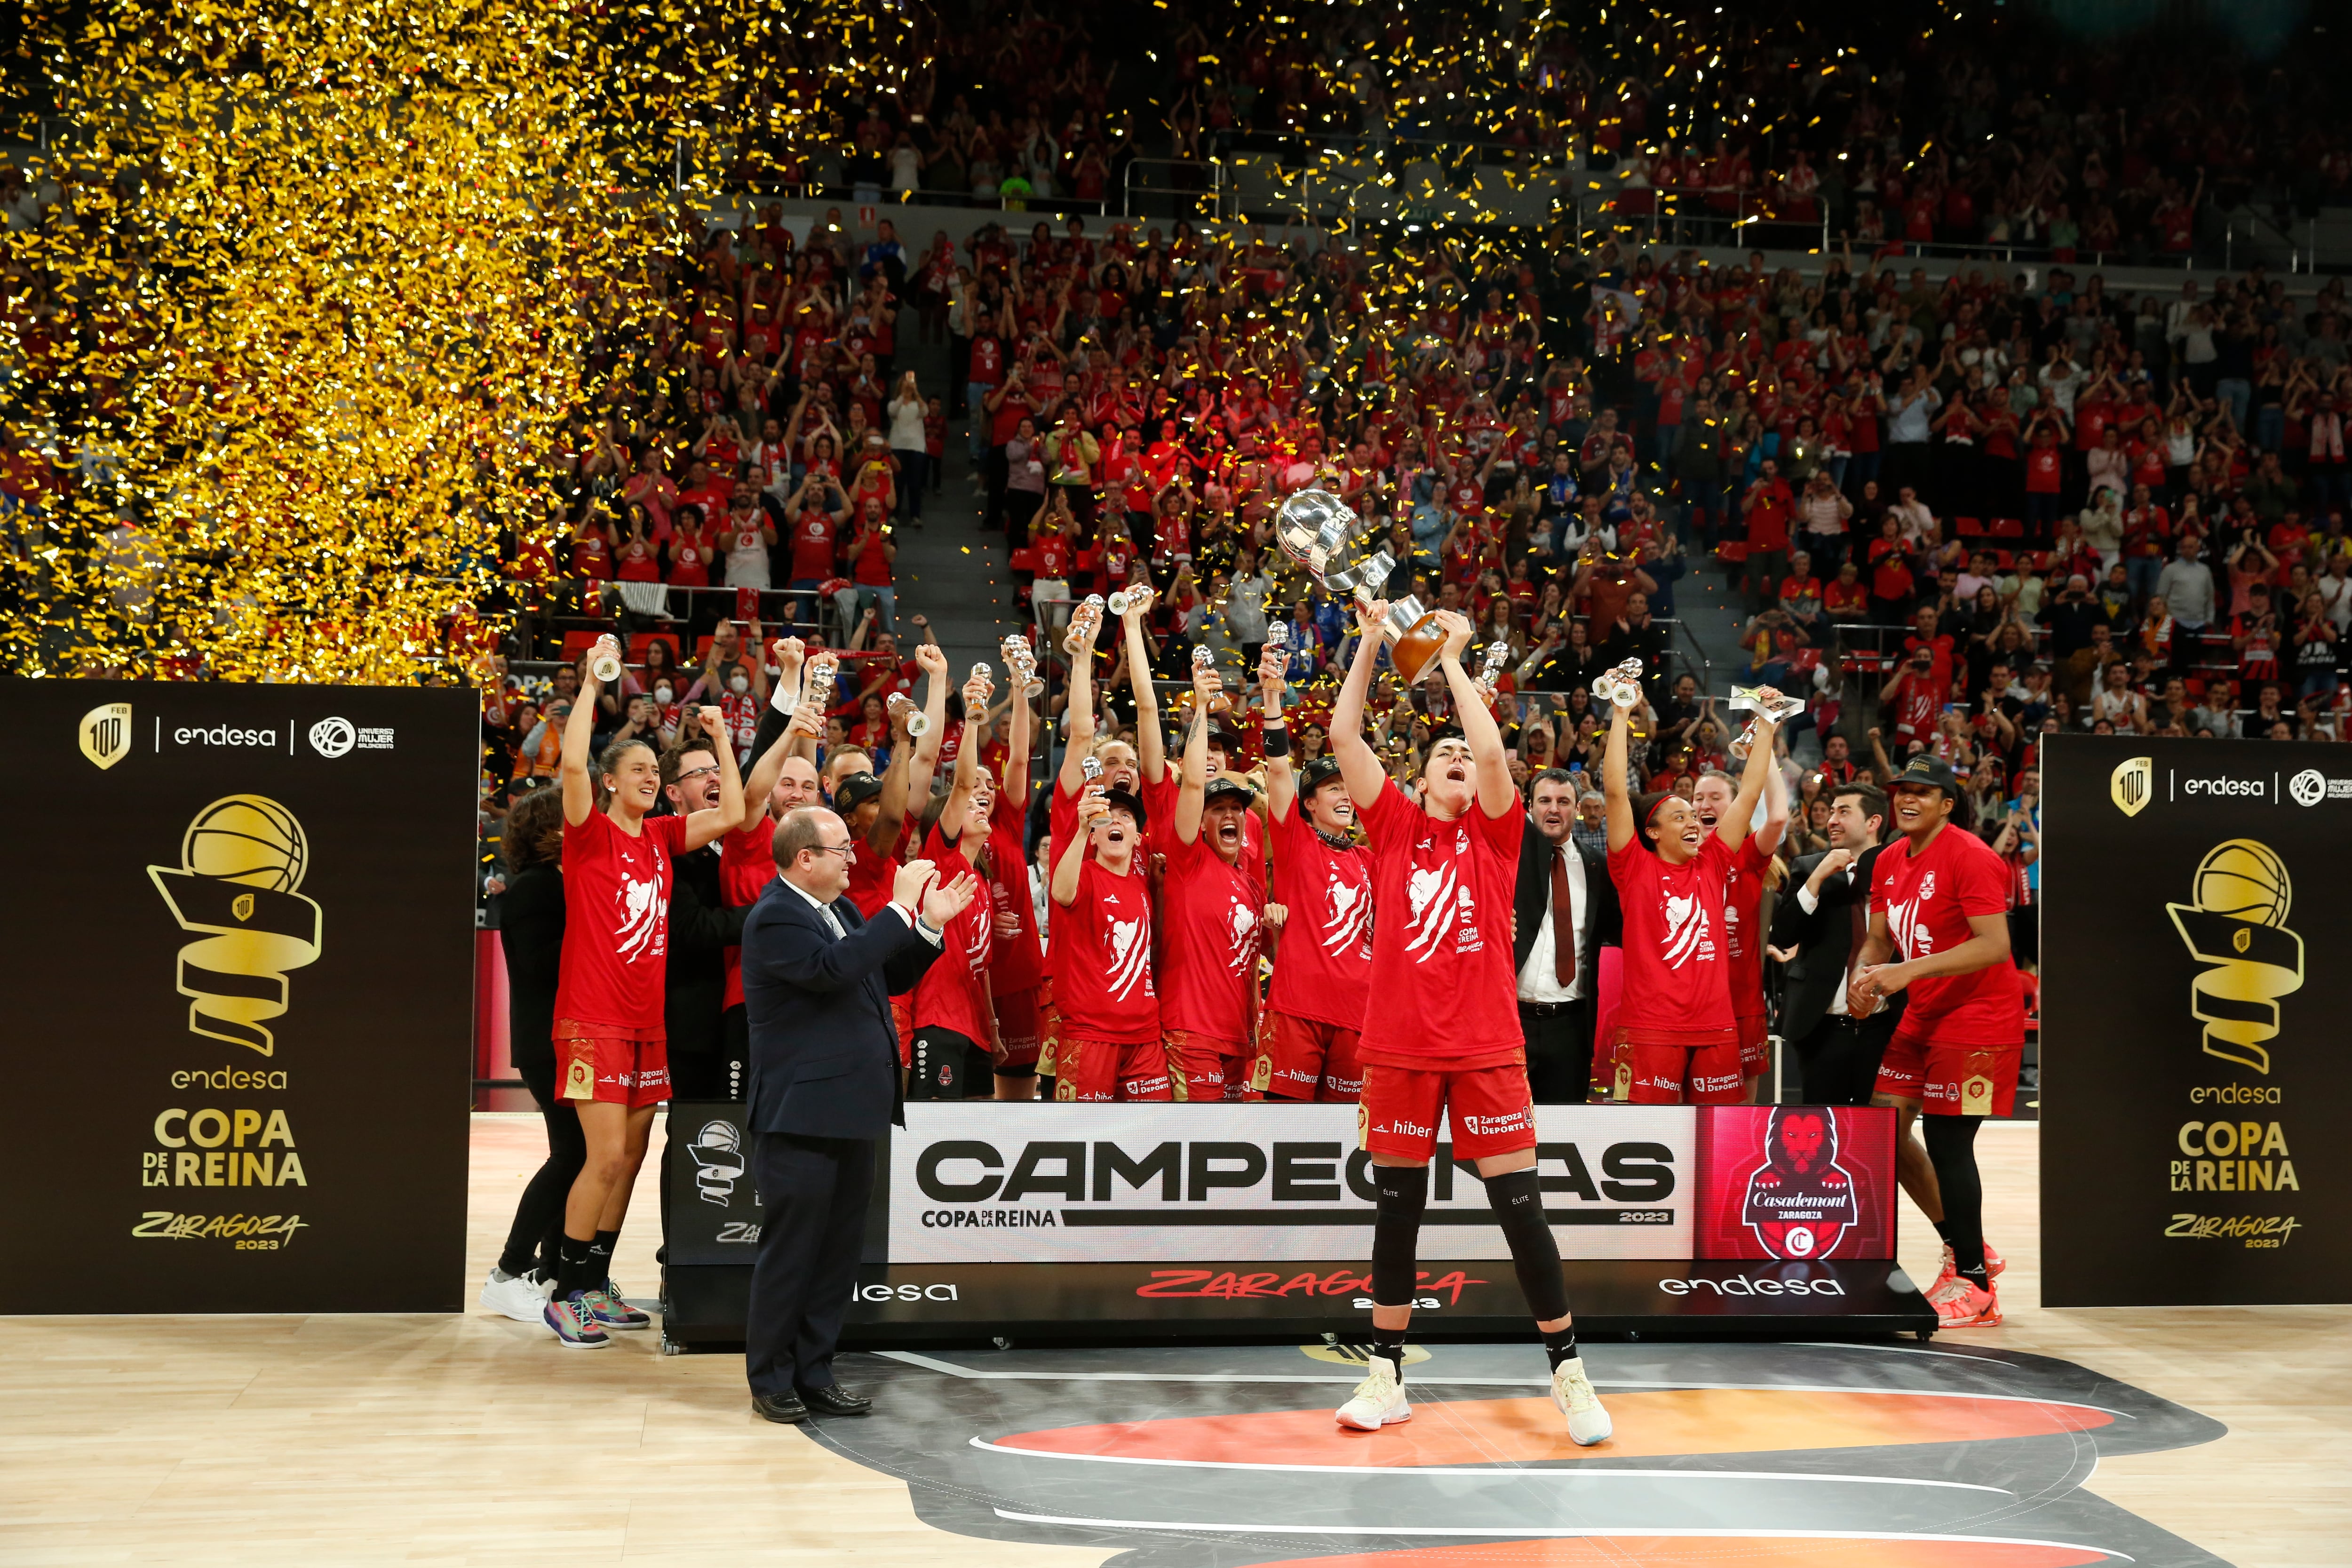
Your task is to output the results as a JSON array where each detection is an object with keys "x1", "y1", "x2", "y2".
[
  {"x1": 665, "y1": 840, "x2": 748, "y2": 1055},
  {"x1": 1770, "y1": 842, "x2": 1907, "y2": 1042},
  {"x1": 1512, "y1": 825, "x2": 1618, "y2": 1002},
  {"x1": 741, "y1": 882, "x2": 941, "y2": 1140}
]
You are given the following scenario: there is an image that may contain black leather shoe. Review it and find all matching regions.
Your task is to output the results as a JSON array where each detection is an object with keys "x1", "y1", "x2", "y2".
[
  {"x1": 752, "y1": 1391, "x2": 808, "y2": 1424},
  {"x1": 797, "y1": 1383, "x2": 873, "y2": 1417}
]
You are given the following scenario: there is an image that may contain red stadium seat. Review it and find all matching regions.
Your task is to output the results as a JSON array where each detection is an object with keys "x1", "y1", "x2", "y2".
[
  {"x1": 559, "y1": 630, "x2": 602, "y2": 666},
  {"x1": 629, "y1": 633, "x2": 680, "y2": 666},
  {"x1": 1990, "y1": 517, "x2": 2024, "y2": 539},
  {"x1": 1993, "y1": 549, "x2": 2014, "y2": 568},
  {"x1": 1955, "y1": 517, "x2": 1985, "y2": 537}
]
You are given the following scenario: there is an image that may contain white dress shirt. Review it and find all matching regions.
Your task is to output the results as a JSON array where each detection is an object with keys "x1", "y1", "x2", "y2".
[
  {"x1": 1516, "y1": 839, "x2": 1588, "y2": 1005},
  {"x1": 1795, "y1": 861, "x2": 1860, "y2": 1015}
]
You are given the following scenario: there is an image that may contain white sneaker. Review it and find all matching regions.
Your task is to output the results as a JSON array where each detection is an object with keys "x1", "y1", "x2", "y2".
[
  {"x1": 1334, "y1": 1356, "x2": 1411, "y2": 1430},
  {"x1": 1550, "y1": 1356, "x2": 1613, "y2": 1446},
  {"x1": 480, "y1": 1267, "x2": 553, "y2": 1324}
]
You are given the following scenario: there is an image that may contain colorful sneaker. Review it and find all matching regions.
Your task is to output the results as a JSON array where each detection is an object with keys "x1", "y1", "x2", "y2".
[
  {"x1": 1927, "y1": 1275, "x2": 2002, "y2": 1329},
  {"x1": 1930, "y1": 1240, "x2": 2008, "y2": 1293},
  {"x1": 1334, "y1": 1356, "x2": 1411, "y2": 1430},
  {"x1": 545, "y1": 1293, "x2": 611, "y2": 1349},
  {"x1": 480, "y1": 1266, "x2": 553, "y2": 1324},
  {"x1": 577, "y1": 1287, "x2": 649, "y2": 1331},
  {"x1": 596, "y1": 1281, "x2": 652, "y2": 1329},
  {"x1": 1549, "y1": 1356, "x2": 1613, "y2": 1447}
]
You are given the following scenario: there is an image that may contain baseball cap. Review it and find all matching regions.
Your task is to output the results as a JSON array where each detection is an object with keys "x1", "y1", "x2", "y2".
[
  {"x1": 834, "y1": 772, "x2": 885, "y2": 813},
  {"x1": 1205, "y1": 774, "x2": 1256, "y2": 806},
  {"x1": 1890, "y1": 754, "x2": 1961, "y2": 798},
  {"x1": 1098, "y1": 786, "x2": 1148, "y2": 828},
  {"x1": 1300, "y1": 755, "x2": 1345, "y2": 794}
]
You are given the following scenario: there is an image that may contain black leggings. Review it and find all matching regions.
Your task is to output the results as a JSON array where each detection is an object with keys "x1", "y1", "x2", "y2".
[
  {"x1": 497, "y1": 1063, "x2": 587, "y2": 1279},
  {"x1": 1923, "y1": 1114, "x2": 1986, "y2": 1273}
]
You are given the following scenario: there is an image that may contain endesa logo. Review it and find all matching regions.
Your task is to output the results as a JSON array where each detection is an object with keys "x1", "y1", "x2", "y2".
[
  {"x1": 1659, "y1": 1273, "x2": 1847, "y2": 1297},
  {"x1": 172, "y1": 723, "x2": 280, "y2": 748},
  {"x1": 852, "y1": 1282, "x2": 961, "y2": 1302},
  {"x1": 2181, "y1": 775, "x2": 2268, "y2": 800}
]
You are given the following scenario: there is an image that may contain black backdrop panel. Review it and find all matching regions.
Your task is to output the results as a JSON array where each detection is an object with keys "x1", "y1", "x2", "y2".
[
  {"x1": 2042, "y1": 734, "x2": 2347, "y2": 1307},
  {"x1": 1, "y1": 680, "x2": 479, "y2": 1313}
]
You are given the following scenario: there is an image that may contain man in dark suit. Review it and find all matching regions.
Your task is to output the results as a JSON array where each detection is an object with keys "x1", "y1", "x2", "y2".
[
  {"x1": 739, "y1": 804, "x2": 977, "y2": 1425},
  {"x1": 1513, "y1": 768, "x2": 1619, "y2": 1102},
  {"x1": 1768, "y1": 780, "x2": 1905, "y2": 1104}
]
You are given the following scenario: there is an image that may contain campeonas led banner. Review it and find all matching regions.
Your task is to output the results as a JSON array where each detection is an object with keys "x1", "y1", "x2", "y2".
[
  {"x1": 2042, "y1": 734, "x2": 2349, "y2": 1307},
  {"x1": 2, "y1": 680, "x2": 480, "y2": 1313}
]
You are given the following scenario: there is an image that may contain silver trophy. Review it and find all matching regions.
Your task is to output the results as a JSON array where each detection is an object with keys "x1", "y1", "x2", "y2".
[
  {"x1": 1590, "y1": 658, "x2": 1645, "y2": 710},
  {"x1": 588, "y1": 635, "x2": 625, "y2": 687},
  {"x1": 1001, "y1": 632, "x2": 1045, "y2": 697},
  {"x1": 1271, "y1": 487, "x2": 1446, "y2": 680},
  {"x1": 1472, "y1": 636, "x2": 1512, "y2": 700},
  {"x1": 1108, "y1": 584, "x2": 1154, "y2": 616},
  {"x1": 804, "y1": 651, "x2": 840, "y2": 712},
  {"x1": 1063, "y1": 593, "x2": 1106, "y2": 654},
  {"x1": 1728, "y1": 684, "x2": 1802, "y2": 751},
  {"x1": 1081, "y1": 754, "x2": 1104, "y2": 783},
  {"x1": 887, "y1": 690, "x2": 930, "y2": 738},
  {"x1": 1265, "y1": 620, "x2": 1290, "y2": 653},
  {"x1": 1186, "y1": 644, "x2": 1233, "y2": 717}
]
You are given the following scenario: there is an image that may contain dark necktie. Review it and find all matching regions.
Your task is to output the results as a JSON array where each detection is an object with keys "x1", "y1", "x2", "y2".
[
  {"x1": 1843, "y1": 867, "x2": 1867, "y2": 1003},
  {"x1": 1551, "y1": 846, "x2": 1577, "y2": 987}
]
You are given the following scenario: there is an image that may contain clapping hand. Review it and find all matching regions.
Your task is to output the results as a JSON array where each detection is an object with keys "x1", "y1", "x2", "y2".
[{"x1": 922, "y1": 871, "x2": 982, "y2": 929}]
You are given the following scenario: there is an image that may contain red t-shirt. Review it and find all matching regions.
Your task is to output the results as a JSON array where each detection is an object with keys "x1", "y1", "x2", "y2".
[
  {"x1": 1356, "y1": 782, "x2": 1525, "y2": 1067},
  {"x1": 1157, "y1": 826, "x2": 1262, "y2": 1046},
  {"x1": 2025, "y1": 445, "x2": 2063, "y2": 495},
  {"x1": 1721, "y1": 836, "x2": 1772, "y2": 1021},
  {"x1": 912, "y1": 828, "x2": 994, "y2": 1042},
  {"x1": 1872, "y1": 824, "x2": 2026, "y2": 1045},
  {"x1": 985, "y1": 796, "x2": 1042, "y2": 995},
  {"x1": 1266, "y1": 800, "x2": 1375, "y2": 1030},
  {"x1": 1053, "y1": 858, "x2": 1160, "y2": 1044},
  {"x1": 844, "y1": 818, "x2": 906, "y2": 919},
  {"x1": 1890, "y1": 669, "x2": 1941, "y2": 741},
  {"x1": 719, "y1": 817, "x2": 777, "y2": 1009},
  {"x1": 789, "y1": 510, "x2": 838, "y2": 582},
  {"x1": 554, "y1": 811, "x2": 690, "y2": 1033},
  {"x1": 1607, "y1": 833, "x2": 1734, "y2": 1035}
]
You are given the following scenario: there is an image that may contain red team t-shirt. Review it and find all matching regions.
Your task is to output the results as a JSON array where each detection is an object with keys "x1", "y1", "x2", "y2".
[
  {"x1": 718, "y1": 817, "x2": 778, "y2": 1010},
  {"x1": 1053, "y1": 859, "x2": 1160, "y2": 1044},
  {"x1": 912, "y1": 828, "x2": 995, "y2": 1043},
  {"x1": 1156, "y1": 828, "x2": 1262, "y2": 1046},
  {"x1": 1607, "y1": 833, "x2": 1736, "y2": 1035},
  {"x1": 1872, "y1": 825, "x2": 2026, "y2": 1046},
  {"x1": 555, "y1": 811, "x2": 690, "y2": 1033},
  {"x1": 985, "y1": 795, "x2": 1043, "y2": 997},
  {"x1": 1355, "y1": 784, "x2": 1526, "y2": 1067},
  {"x1": 1265, "y1": 802, "x2": 1374, "y2": 1029},
  {"x1": 1721, "y1": 836, "x2": 1772, "y2": 1021}
]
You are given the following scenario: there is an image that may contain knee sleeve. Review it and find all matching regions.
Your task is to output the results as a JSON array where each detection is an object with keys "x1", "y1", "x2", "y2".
[
  {"x1": 1484, "y1": 1166, "x2": 1570, "y2": 1322},
  {"x1": 1369, "y1": 1164, "x2": 1429, "y2": 1307}
]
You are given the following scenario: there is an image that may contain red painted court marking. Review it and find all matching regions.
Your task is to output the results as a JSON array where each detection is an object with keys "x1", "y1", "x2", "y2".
[
  {"x1": 995, "y1": 1389, "x2": 2113, "y2": 1466},
  {"x1": 1241, "y1": 1539, "x2": 2114, "y2": 1568}
]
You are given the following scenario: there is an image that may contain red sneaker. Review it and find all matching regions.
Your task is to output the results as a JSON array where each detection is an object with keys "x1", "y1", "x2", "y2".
[
  {"x1": 1927, "y1": 1275, "x2": 2002, "y2": 1329},
  {"x1": 1931, "y1": 1240, "x2": 2007, "y2": 1293}
]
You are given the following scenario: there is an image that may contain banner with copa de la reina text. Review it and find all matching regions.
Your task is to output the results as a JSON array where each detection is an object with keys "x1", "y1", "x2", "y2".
[
  {"x1": 1, "y1": 680, "x2": 479, "y2": 1313},
  {"x1": 2042, "y1": 734, "x2": 2349, "y2": 1306}
]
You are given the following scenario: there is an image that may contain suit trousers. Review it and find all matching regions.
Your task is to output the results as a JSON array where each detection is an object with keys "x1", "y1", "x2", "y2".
[
  {"x1": 1520, "y1": 1000, "x2": 1594, "y2": 1105},
  {"x1": 745, "y1": 1130, "x2": 875, "y2": 1398},
  {"x1": 1788, "y1": 1014, "x2": 1884, "y2": 1106}
]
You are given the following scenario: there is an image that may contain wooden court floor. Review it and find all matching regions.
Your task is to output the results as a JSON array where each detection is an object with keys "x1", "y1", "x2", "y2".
[{"x1": 1, "y1": 1119, "x2": 2344, "y2": 1568}]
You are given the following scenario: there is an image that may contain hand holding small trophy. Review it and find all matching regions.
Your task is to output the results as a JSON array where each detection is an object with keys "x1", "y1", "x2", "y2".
[
  {"x1": 1591, "y1": 658, "x2": 1646, "y2": 712},
  {"x1": 804, "y1": 650, "x2": 841, "y2": 712},
  {"x1": 1001, "y1": 633, "x2": 1044, "y2": 697},
  {"x1": 1471, "y1": 636, "x2": 1512, "y2": 704},
  {"x1": 1063, "y1": 594, "x2": 1107, "y2": 656},
  {"x1": 1108, "y1": 583, "x2": 1156, "y2": 618},
  {"x1": 1728, "y1": 684, "x2": 1801, "y2": 751},
  {"x1": 887, "y1": 690, "x2": 930, "y2": 739},
  {"x1": 587, "y1": 634, "x2": 625, "y2": 688}
]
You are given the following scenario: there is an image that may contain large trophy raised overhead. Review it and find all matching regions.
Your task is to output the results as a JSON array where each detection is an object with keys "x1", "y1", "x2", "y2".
[{"x1": 1271, "y1": 488, "x2": 1446, "y2": 682}]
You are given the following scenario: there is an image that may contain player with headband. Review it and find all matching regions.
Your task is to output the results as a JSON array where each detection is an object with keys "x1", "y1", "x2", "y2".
[{"x1": 1324, "y1": 599, "x2": 1611, "y2": 1447}]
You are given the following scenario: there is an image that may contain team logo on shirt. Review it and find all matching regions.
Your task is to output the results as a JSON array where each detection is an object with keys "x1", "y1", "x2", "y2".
[
  {"x1": 1660, "y1": 891, "x2": 1714, "y2": 969},
  {"x1": 1222, "y1": 899, "x2": 1259, "y2": 975},
  {"x1": 1885, "y1": 894, "x2": 1933, "y2": 963},
  {"x1": 613, "y1": 868, "x2": 667, "y2": 961},
  {"x1": 1403, "y1": 861, "x2": 1478, "y2": 963},
  {"x1": 1321, "y1": 878, "x2": 1372, "y2": 956},
  {"x1": 1104, "y1": 913, "x2": 1150, "y2": 1001}
]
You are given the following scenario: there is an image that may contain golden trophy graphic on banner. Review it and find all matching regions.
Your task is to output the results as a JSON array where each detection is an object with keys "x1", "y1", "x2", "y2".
[
  {"x1": 147, "y1": 795, "x2": 325, "y2": 1056},
  {"x1": 2165, "y1": 838, "x2": 2304, "y2": 1074}
]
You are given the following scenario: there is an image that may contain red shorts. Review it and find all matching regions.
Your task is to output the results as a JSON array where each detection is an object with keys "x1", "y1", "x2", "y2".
[
  {"x1": 1051, "y1": 1035, "x2": 1173, "y2": 1103},
  {"x1": 1613, "y1": 1025, "x2": 1744, "y2": 1106},
  {"x1": 994, "y1": 986, "x2": 1041, "y2": 1068},
  {"x1": 1358, "y1": 1059, "x2": 1536, "y2": 1162},
  {"x1": 1255, "y1": 1011, "x2": 1364, "y2": 1102},
  {"x1": 1736, "y1": 1012, "x2": 1770, "y2": 1076},
  {"x1": 555, "y1": 1025, "x2": 669, "y2": 1109},
  {"x1": 1877, "y1": 1034, "x2": 2022, "y2": 1117},
  {"x1": 1165, "y1": 1028, "x2": 1251, "y2": 1102}
]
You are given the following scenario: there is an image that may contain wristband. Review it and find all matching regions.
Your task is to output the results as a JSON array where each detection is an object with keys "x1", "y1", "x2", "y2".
[{"x1": 1261, "y1": 727, "x2": 1291, "y2": 757}]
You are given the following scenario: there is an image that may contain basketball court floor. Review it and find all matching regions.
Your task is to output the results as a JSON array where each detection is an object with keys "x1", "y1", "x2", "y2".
[{"x1": 4, "y1": 1117, "x2": 2343, "y2": 1568}]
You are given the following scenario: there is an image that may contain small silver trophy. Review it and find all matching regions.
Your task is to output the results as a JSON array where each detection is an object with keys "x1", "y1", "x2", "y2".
[
  {"x1": 1108, "y1": 584, "x2": 1155, "y2": 616},
  {"x1": 1728, "y1": 685, "x2": 1803, "y2": 751},
  {"x1": 804, "y1": 651, "x2": 840, "y2": 712},
  {"x1": 1063, "y1": 594, "x2": 1107, "y2": 654},
  {"x1": 1001, "y1": 632, "x2": 1044, "y2": 698},
  {"x1": 1591, "y1": 658, "x2": 1645, "y2": 710},
  {"x1": 588, "y1": 635, "x2": 625, "y2": 687},
  {"x1": 887, "y1": 690, "x2": 930, "y2": 738}
]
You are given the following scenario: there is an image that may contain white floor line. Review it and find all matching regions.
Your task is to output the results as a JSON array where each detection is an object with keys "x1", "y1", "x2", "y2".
[
  {"x1": 1767, "y1": 1340, "x2": 2025, "y2": 1368},
  {"x1": 990, "y1": 1513, "x2": 2131, "y2": 1560},
  {"x1": 967, "y1": 1438, "x2": 2012, "y2": 1492}
]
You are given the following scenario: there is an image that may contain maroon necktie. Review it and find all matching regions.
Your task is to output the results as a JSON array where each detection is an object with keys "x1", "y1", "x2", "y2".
[{"x1": 1552, "y1": 847, "x2": 1577, "y2": 987}]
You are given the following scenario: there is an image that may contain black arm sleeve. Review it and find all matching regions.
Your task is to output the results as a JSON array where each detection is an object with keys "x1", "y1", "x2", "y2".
[{"x1": 749, "y1": 700, "x2": 794, "y2": 769}]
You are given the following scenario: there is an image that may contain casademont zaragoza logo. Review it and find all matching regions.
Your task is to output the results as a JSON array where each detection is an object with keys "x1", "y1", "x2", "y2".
[
  {"x1": 147, "y1": 796, "x2": 324, "y2": 1055},
  {"x1": 2165, "y1": 839, "x2": 2303, "y2": 1075}
]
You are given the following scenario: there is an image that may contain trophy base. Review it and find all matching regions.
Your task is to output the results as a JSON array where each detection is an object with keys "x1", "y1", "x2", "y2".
[{"x1": 1389, "y1": 615, "x2": 1446, "y2": 683}]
